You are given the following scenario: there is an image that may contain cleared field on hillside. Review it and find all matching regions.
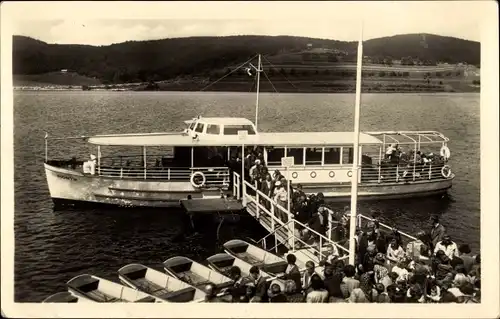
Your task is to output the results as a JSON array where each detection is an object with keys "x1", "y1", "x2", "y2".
[{"x1": 13, "y1": 72, "x2": 102, "y2": 87}]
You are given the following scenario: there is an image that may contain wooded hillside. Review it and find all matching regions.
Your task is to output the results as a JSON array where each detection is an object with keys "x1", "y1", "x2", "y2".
[{"x1": 13, "y1": 33, "x2": 480, "y2": 85}]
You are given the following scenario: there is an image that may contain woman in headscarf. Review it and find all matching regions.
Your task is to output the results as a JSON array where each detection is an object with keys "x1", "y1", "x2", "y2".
[{"x1": 348, "y1": 272, "x2": 378, "y2": 303}]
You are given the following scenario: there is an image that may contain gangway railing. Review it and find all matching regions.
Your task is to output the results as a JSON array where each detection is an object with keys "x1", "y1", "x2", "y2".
[
  {"x1": 232, "y1": 171, "x2": 422, "y2": 265},
  {"x1": 234, "y1": 173, "x2": 350, "y2": 263}
]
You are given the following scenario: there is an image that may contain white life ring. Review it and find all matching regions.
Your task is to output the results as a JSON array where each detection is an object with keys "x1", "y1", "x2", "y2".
[
  {"x1": 440, "y1": 145, "x2": 451, "y2": 159},
  {"x1": 190, "y1": 171, "x2": 206, "y2": 188},
  {"x1": 441, "y1": 165, "x2": 452, "y2": 178}
]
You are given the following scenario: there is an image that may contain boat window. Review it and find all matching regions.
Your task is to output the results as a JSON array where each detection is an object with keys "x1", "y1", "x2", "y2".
[
  {"x1": 305, "y1": 147, "x2": 322, "y2": 165},
  {"x1": 223, "y1": 125, "x2": 256, "y2": 135},
  {"x1": 206, "y1": 124, "x2": 221, "y2": 135},
  {"x1": 267, "y1": 147, "x2": 285, "y2": 165},
  {"x1": 324, "y1": 147, "x2": 341, "y2": 164},
  {"x1": 342, "y1": 147, "x2": 354, "y2": 164},
  {"x1": 194, "y1": 122, "x2": 205, "y2": 133},
  {"x1": 286, "y1": 148, "x2": 304, "y2": 165},
  {"x1": 189, "y1": 121, "x2": 196, "y2": 130}
]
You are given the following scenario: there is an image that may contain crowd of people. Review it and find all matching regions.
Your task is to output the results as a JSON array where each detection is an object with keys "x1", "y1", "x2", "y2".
[
  {"x1": 218, "y1": 147, "x2": 480, "y2": 304},
  {"x1": 384, "y1": 143, "x2": 447, "y2": 166},
  {"x1": 203, "y1": 214, "x2": 480, "y2": 304}
]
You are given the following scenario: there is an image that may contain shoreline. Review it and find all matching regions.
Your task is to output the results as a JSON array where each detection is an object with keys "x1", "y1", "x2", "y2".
[{"x1": 13, "y1": 86, "x2": 480, "y2": 93}]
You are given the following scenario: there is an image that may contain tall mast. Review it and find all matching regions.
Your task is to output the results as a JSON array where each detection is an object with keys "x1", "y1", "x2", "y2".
[
  {"x1": 348, "y1": 24, "x2": 364, "y2": 266},
  {"x1": 255, "y1": 54, "x2": 262, "y2": 131}
]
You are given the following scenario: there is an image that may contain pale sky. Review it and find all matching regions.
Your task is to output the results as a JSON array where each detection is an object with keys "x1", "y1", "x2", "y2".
[{"x1": 5, "y1": 1, "x2": 487, "y2": 45}]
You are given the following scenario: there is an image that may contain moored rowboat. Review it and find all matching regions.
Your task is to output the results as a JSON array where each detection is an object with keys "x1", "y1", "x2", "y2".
[
  {"x1": 163, "y1": 256, "x2": 233, "y2": 293},
  {"x1": 42, "y1": 291, "x2": 87, "y2": 303},
  {"x1": 223, "y1": 239, "x2": 288, "y2": 276},
  {"x1": 206, "y1": 253, "x2": 270, "y2": 279},
  {"x1": 66, "y1": 274, "x2": 162, "y2": 303},
  {"x1": 118, "y1": 263, "x2": 205, "y2": 303}
]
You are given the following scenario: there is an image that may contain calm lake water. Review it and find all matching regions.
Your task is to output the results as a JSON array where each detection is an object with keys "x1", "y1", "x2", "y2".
[{"x1": 13, "y1": 91, "x2": 480, "y2": 302}]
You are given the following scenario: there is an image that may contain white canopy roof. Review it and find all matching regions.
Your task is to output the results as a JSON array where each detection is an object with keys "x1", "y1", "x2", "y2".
[{"x1": 86, "y1": 131, "x2": 383, "y2": 146}]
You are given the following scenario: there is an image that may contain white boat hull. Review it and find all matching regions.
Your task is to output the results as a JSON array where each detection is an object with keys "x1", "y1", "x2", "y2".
[
  {"x1": 301, "y1": 176, "x2": 454, "y2": 201},
  {"x1": 44, "y1": 163, "x2": 226, "y2": 208},
  {"x1": 45, "y1": 163, "x2": 453, "y2": 208}
]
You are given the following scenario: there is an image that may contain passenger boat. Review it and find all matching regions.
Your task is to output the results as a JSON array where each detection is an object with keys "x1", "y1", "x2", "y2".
[
  {"x1": 42, "y1": 291, "x2": 88, "y2": 303},
  {"x1": 206, "y1": 253, "x2": 271, "y2": 279},
  {"x1": 223, "y1": 239, "x2": 288, "y2": 276},
  {"x1": 66, "y1": 274, "x2": 162, "y2": 303},
  {"x1": 162, "y1": 256, "x2": 234, "y2": 293},
  {"x1": 43, "y1": 54, "x2": 455, "y2": 208},
  {"x1": 118, "y1": 263, "x2": 206, "y2": 303}
]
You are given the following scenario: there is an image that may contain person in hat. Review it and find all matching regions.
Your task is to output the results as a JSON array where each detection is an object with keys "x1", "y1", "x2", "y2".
[{"x1": 430, "y1": 215, "x2": 446, "y2": 250}]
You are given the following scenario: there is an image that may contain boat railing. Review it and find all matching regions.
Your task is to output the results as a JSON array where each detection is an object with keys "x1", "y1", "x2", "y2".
[
  {"x1": 361, "y1": 162, "x2": 451, "y2": 183},
  {"x1": 97, "y1": 166, "x2": 230, "y2": 185}
]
